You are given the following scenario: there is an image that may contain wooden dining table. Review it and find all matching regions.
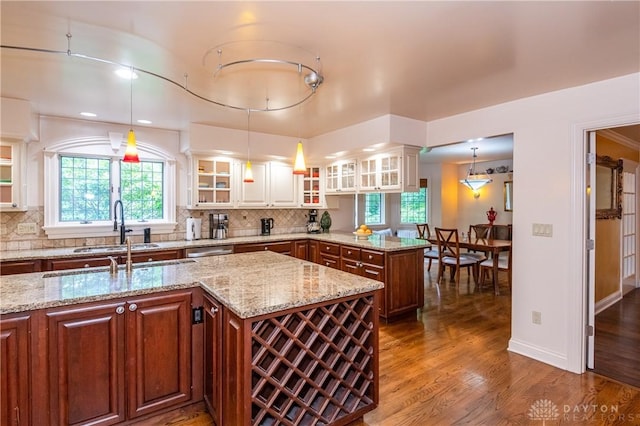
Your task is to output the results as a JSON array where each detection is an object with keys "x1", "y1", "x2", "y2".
[{"x1": 427, "y1": 237, "x2": 512, "y2": 295}]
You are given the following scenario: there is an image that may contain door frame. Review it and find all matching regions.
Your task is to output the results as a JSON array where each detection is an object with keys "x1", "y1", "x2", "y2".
[{"x1": 568, "y1": 114, "x2": 640, "y2": 374}]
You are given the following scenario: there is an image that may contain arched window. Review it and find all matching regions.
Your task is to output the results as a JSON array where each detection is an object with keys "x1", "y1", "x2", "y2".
[{"x1": 43, "y1": 136, "x2": 176, "y2": 239}]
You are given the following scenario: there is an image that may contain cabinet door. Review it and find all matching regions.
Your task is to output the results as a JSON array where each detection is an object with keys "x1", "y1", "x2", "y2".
[
  {"x1": 308, "y1": 240, "x2": 319, "y2": 264},
  {"x1": 300, "y1": 166, "x2": 323, "y2": 207},
  {"x1": 359, "y1": 158, "x2": 377, "y2": 191},
  {"x1": 379, "y1": 154, "x2": 401, "y2": 190},
  {"x1": 0, "y1": 141, "x2": 26, "y2": 211},
  {"x1": 269, "y1": 162, "x2": 297, "y2": 207},
  {"x1": 126, "y1": 291, "x2": 192, "y2": 419},
  {"x1": 47, "y1": 301, "x2": 126, "y2": 426},
  {"x1": 384, "y1": 250, "x2": 423, "y2": 319},
  {"x1": 237, "y1": 161, "x2": 269, "y2": 207},
  {"x1": 203, "y1": 295, "x2": 222, "y2": 425},
  {"x1": 325, "y1": 164, "x2": 339, "y2": 193},
  {"x1": 193, "y1": 157, "x2": 234, "y2": 208},
  {"x1": 293, "y1": 240, "x2": 308, "y2": 260},
  {"x1": 340, "y1": 161, "x2": 357, "y2": 192},
  {"x1": 0, "y1": 314, "x2": 31, "y2": 426}
]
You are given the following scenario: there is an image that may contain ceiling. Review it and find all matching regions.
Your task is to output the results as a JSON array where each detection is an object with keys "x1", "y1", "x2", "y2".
[{"x1": 1, "y1": 1, "x2": 639, "y2": 162}]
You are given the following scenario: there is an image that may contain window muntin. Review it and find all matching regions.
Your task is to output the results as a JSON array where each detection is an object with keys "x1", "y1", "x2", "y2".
[
  {"x1": 400, "y1": 187, "x2": 428, "y2": 223},
  {"x1": 364, "y1": 193, "x2": 385, "y2": 225},
  {"x1": 59, "y1": 156, "x2": 111, "y2": 223},
  {"x1": 120, "y1": 160, "x2": 164, "y2": 221}
]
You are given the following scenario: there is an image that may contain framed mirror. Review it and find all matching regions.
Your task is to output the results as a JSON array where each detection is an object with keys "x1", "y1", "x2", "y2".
[
  {"x1": 595, "y1": 155, "x2": 623, "y2": 219},
  {"x1": 504, "y1": 181, "x2": 513, "y2": 212}
]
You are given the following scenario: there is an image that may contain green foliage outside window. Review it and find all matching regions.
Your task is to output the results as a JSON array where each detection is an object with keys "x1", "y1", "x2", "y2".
[
  {"x1": 60, "y1": 156, "x2": 111, "y2": 222},
  {"x1": 364, "y1": 193, "x2": 384, "y2": 224},
  {"x1": 120, "y1": 161, "x2": 164, "y2": 220},
  {"x1": 400, "y1": 187, "x2": 427, "y2": 223}
]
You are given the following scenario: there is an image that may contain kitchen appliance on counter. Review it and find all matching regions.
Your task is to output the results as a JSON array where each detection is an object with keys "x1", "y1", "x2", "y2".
[
  {"x1": 306, "y1": 209, "x2": 321, "y2": 234},
  {"x1": 260, "y1": 217, "x2": 274, "y2": 236},
  {"x1": 210, "y1": 213, "x2": 229, "y2": 240},
  {"x1": 186, "y1": 217, "x2": 202, "y2": 241}
]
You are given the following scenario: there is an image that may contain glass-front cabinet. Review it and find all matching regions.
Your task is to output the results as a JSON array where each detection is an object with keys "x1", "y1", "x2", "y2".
[
  {"x1": 325, "y1": 159, "x2": 357, "y2": 194},
  {"x1": 300, "y1": 166, "x2": 323, "y2": 207},
  {"x1": 0, "y1": 140, "x2": 26, "y2": 211},
  {"x1": 188, "y1": 155, "x2": 234, "y2": 208},
  {"x1": 359, "y1": 151, "x2": 402, "y2": 192}
]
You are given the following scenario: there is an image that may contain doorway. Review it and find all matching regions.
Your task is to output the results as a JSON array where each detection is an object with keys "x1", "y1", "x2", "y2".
[{"x1": 587, "y1": 124, "x2": 640, "y2": 388}]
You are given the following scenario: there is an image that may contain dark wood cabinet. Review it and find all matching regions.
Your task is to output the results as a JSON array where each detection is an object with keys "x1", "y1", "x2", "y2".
[
  {"x1": 202, "y1": 294, "x2": 222, "y2": 426},
  {"x1": 0, "y1": 259, "x2": 41, "y2": 275},
  {"x1": 0, "y1": 313, "x2": 32, "y2": 426},
  {"x1": 46, "y1": 300, "x2": 126, "y2": 426},
  {"x1": 318, "y1": 241, "x2": 341, "y2": 269},
  {"x1": 45, "y1": 290, "x2": 194, "y2": 425},
  {"x1": 45, "y1": 255, "x2": 117, "y2": 271},
  {"x1": 233, "y1": 241, "x2": 292, "y2": 256},
  {"x1": 308, "y1": 240, "x2": 319, "y2": 264},
  {"x1": 45, "y1": 249, "x2": 185, "y2": 271},
  {"x1": 293, "y1": 240, "x2": 308, "y2": 260},
  {"x1": 127, "y1": 249, "x2": 184, "y2": 264},
  {"x1": 340, "y1": 246, "x2": 385, "y2": 282},
  {"x1": 383, "y1": 249, "x2": 424, "y2": 320}
]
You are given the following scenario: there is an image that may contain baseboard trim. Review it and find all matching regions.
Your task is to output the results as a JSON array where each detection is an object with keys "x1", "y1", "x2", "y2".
[
  {"x1": 595, "y1": 291, "x2": 622, "y2": 315},
  {"x1": 508, "y1": 338, "x2": 569, "y2": 371}
]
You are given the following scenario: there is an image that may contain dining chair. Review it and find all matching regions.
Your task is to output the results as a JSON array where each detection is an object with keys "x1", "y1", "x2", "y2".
[
  {"x1": 479, "y1": 247, "x2": 512, "y2": 290},
  {"x1": 434, "y1": 227, "x2": 480, "y2": 287},
  {"x1": 466, "y1": 224, "x2": 491, "y2": 262},
  {"x1": 416, "y1": 223, "x2": 439, "y2": 271},
  {"x1": 491, "y1": 224, "x2": 512, "y2": 240}
]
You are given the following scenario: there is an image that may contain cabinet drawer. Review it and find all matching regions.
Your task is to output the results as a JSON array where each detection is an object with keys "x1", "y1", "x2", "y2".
[
  {"x1": 234, "y1": 241, "x2": 292, "y2": 255},
  {"x1": 319, "y1": 242, "x2": 340, "y2": 256},
  {"x1": 361, "y1": 264, "x2": 385, "y2": 282},
  {"x1": 46, "y1": 256, "x2": 114, "y2": 271},
  {"x1": 128, "y1": 250, "x2": 183, "y2": 264},
  {"x1": 319, "y1": 255, "x2": 340, "y2": 269},
  {"x1": 340, "y1": 246, "x2": 361, "y2": 261},
  {"x1": 0, "y1": 259, "x2": 42, "y2": 275},
  {"x1": 361, "y1": 249, "x2": 384, "y2": 267}
]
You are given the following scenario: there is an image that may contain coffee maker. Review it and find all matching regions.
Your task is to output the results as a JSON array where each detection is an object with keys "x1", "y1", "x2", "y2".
[
  {"x1": 260, "y1": 218, "x2": 274, "y2": 236},
  {"x1": 306, "y1": 209, "x2": 321, "y2": 233},
  {"x1": 209, "y1": 213, "x2": 229, "y2": 240}
]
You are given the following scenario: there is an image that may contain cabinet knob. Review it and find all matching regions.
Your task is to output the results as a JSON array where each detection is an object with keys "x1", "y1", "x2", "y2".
[
  {"x1": 83, "y1": 264, "x2": 90, "y2": 268},
  {"x1": 264, "y1": 247, "x2": 269, "y2": 250},
  {"x1": 11, "y1": 203, "x2": 17, "y2": 208},
  {"x1": 128, "y1": 303, "x2": 138, "y2": 312},
  {"x1": 210, "y1": 306, "x2": 219, "y2": 314},
  {"x1": 116, "y1": 306, "x2": 125, "y2": 315},
  {"x1": 347, "y1": 250, "x2": 352, "y2": 255},
  {"x1": 325, "y1": 262, "x2": 330, "y2": 266},
  {"x1": 368, "y1": 255, "x2": 373, "y2": 259},
  {"x1": 148, "y1": 258, "x2": 153, "y2": 262}
]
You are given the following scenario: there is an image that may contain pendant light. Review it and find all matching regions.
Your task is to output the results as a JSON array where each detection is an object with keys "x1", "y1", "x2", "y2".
[
  {"x1": 243, "y1": 110, "x2": 254, "y2": 183},
  {"x1": 123, "y1": 67, "x2": 140, "y2": 163},
  {"x1": 460, "y1": 147, "x2": 491, "y2": 194},
  {"x1": 293, "y1": 141, "x2": 307, "y2": 174}
]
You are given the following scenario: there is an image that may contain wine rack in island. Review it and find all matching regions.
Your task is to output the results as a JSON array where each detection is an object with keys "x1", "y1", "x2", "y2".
[{"x1": 219, "y1": 292, "x2": 379, "y2": 426}]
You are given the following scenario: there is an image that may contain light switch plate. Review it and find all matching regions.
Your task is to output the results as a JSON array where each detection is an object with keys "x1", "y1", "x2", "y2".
[
  {"x1": 16, "y1": 223, "x2": 37, "y2": 234},
  {"x1": 532, "y1": 223, "x2": 553, "y2": 237}
]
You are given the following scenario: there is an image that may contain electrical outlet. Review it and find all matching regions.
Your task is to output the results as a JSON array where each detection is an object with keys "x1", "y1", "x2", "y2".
[
  {"x1": 532, "y1": 311, "x2": 542, "y2": 325},
  {"x1": 16, "y1": 223, "x2": 37, "y2": 234}
]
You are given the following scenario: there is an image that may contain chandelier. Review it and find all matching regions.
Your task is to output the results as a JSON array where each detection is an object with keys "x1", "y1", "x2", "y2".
[{"x1": 460, "y1": 147, "x2": 492, "y2": 195}]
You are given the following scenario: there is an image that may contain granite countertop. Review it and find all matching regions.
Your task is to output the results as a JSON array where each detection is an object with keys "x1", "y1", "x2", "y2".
[
  {"x1": 0, "y1": 232, "x2": 430, "y2": 262},
  {"x1": 0, "y1": 251, "x2": 384, "y2": 318}
]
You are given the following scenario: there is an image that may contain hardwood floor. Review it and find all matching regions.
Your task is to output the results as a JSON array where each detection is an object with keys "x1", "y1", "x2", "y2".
[
  {"x1": 135, "y1": 266, "x2": 640, "y2": 425},
  {"x1": 593, "y1": 287, "x2": 640, "y2": 389}
]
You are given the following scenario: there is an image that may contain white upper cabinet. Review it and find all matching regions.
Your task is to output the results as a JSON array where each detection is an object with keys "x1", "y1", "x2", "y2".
[
  {"x1": 325, "y1": 159, "x2": 357, "y2": 194},
  {"x1": 236, "y1": 161, "x2": 298, "y2": 208},
  {"x1": 299, "y1": 166, "x2": 325, "y2": 208},
  {"x1": 0, "y1": 140, "x2": 27, "y2": 211},
  {"x1": 187, "y1": 155, "x2": 234, "y2": 209},
  {"x1": 358, "y1": 146, "x2": 420, "y2": 193}
]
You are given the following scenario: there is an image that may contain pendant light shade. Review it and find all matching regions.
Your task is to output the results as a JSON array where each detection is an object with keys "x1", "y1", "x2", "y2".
[
  {"x1": 123, "y1": 129, "x2": 140, "y2": 163},
  {"x1": 293, "y1": 141, "x2": 307, "y2": 174},
  {"x1": 123, "y1": 67, "x2": 140, "y2": 163},
  {"x1": 244, "y1": 160, "x2": 254, "y2": 183},
  {"x1": 459, "y1": 147, "x2": 491, "y2": 192}
]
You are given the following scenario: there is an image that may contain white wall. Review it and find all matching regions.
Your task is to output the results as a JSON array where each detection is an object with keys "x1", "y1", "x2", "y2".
[{"x1": 426, "y1": 73, "x2": 640, "y2": 373}]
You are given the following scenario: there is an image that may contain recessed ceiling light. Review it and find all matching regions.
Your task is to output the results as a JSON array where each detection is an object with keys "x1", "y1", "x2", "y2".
[
  {"x1": 137, "y1": 119, "x2": 152, "y2": 125},
  {"x1": 115, "y1": 68, "x2": 138, "y2": 80},
  {"x1": 325, "y1": 155, "x2": 336, "y2": 159},
  {"x1": 80, "y1": 112, "x2": 97, "y2": 117},
  {"x1": 363, "y1": 148, "x2": 375, "y2": 152}
]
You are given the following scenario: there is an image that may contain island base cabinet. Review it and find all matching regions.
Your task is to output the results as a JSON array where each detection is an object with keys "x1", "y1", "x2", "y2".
[
  {"x1": 45, "y1": 290, "x2": 194, "y2": 426},
  {"x1": 203, "y1": 294, "x2": 222, "y2": 426},
  {"x1": 218, "y1": 291, "x2": 379, "y2": 426},
  {"x1": 381, "y1": 249, "x2": 424, "y2": 321},
  {"x1": 0, "y1": 314, "x2": 31, "y2": 426}
]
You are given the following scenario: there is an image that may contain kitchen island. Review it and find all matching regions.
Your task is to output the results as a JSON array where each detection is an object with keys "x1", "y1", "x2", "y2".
[{"x1": 0, "y1": 252, "x2": 382, "y2": 426}]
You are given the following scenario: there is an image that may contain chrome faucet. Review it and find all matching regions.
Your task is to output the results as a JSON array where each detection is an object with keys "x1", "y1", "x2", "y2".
[{"x1": 113, "y1": 200, "x2": 131, "y2": 244}]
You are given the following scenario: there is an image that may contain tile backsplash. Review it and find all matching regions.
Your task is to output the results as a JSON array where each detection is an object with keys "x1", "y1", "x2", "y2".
[{"x1": 0, "y1": 207, "x2": 311, "y2": 251}]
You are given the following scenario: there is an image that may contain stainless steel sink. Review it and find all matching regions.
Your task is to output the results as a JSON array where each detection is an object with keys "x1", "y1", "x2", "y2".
[{"x1": 72, "y1": 243, "x2": 159, "y2": 253}]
